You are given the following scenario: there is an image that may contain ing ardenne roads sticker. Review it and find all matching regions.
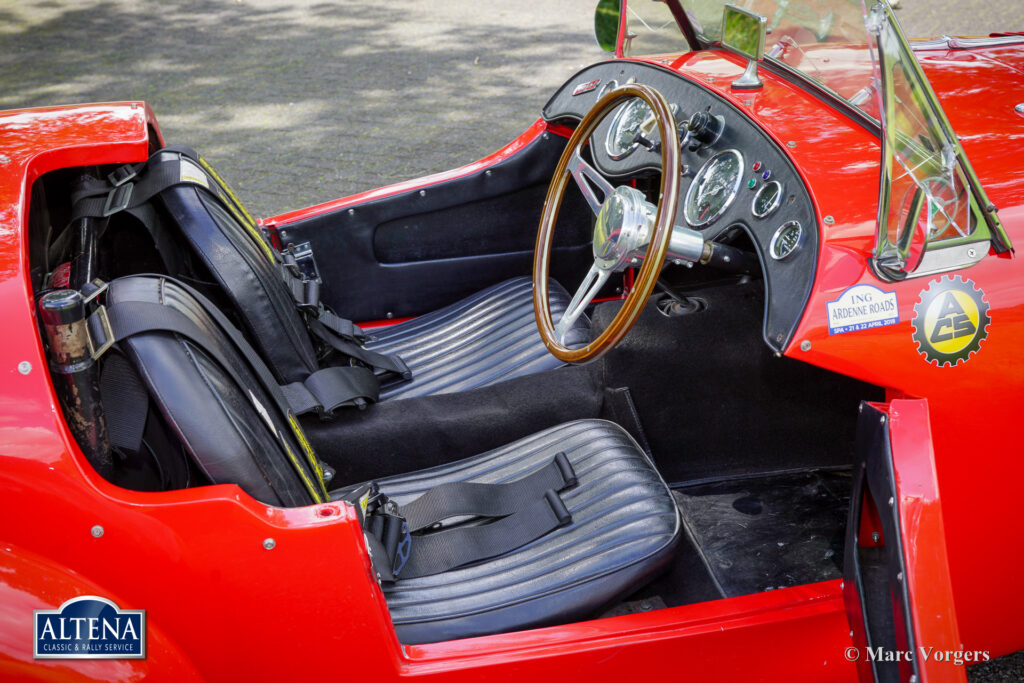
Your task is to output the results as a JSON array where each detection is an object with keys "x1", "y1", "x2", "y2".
[
  {"x1": 911, "y1": 275, "x2": 990, "y2": 367},
  {"x1": 826, "y1": 284, "x2": 899, "y2": 335}
]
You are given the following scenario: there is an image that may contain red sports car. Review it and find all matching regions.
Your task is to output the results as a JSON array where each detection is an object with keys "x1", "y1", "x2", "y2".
[{"x1": 1, "y1": 0, "x2": 1022, "y2": 680}]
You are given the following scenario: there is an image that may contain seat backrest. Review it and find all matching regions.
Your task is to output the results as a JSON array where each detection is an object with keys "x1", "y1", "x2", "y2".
[
  {"x1": 102, "y1": 275, "x2": 328, "y2": 506},
  {"x1": 129, "y1": 149, "x2": 321, "y2": 385}
]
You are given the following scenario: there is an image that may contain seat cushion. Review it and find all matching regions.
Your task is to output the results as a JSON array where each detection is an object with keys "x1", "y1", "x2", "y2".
[
  {"x1": 366, "y1": 277, "x2": 591, "y2": 401},
  {"x1": 367, "y1": 419, "x2": 679, "y2": 644}
]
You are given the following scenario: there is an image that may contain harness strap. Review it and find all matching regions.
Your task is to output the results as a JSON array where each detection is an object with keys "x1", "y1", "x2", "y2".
[
  {"x1": 400, "y1": 451, "x2": 576, "y2": 532},
  {"x1": 276, "y1": 249, "x2": 410, "y2": 380},
  {"x1": 98, "y1": 353, "x2": 150, "y2": 455},
  {"x1": 87, "y1": 279, "x2": 330, "y2": 503},
  {"x1": 308, "y1": 317, "x2": 412, "y2": 380},
  {"x1": 280, "y1": 365, "x2": 380, "y2": 415},
  {"x1": 75, "y1": 150, "x2": 410, "y2": 389},
  {"x1": 339, "y1": 454, "x2": 577, "y2": 580},
  {"x1": 399, "y1": 489, "x2": 572, "y2": 578}
]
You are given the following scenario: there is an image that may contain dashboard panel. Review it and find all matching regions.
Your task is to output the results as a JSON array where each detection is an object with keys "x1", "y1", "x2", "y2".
[{"x1": 543, "y1": 60, "x2": 818, "y2": 353}]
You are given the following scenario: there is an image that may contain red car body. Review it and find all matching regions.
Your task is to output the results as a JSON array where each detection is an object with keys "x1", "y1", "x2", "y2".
[{"x1": 1, "y1": 22, "x2": 1022, "y2": 683}]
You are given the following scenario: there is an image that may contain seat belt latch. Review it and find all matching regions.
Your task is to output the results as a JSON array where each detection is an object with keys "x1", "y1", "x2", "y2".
[
  {"x1": 107, "y1": 164, "x2": 138, "y2": 187},
  {"x1": 102, "y1": 182, "x2": 134, "y2": 217}
]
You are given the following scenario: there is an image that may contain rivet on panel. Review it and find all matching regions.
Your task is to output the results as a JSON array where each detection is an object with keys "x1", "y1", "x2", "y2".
[{"x1": 263, "y1": 538, "x2": 276, "y2": 550}]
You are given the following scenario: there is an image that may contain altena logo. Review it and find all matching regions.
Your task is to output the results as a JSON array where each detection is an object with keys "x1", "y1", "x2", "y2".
[{"x1": 34, "y1": 596, "x2": 145, "y2": 659}]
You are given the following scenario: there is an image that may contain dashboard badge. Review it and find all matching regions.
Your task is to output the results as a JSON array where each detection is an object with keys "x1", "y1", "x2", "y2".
[{"x1": 572, "y1": 79, "x2": 601, "y2": 96}]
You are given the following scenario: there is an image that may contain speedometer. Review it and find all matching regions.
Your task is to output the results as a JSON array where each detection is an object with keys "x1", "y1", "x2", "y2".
[
  {"x1": 605, "y1": 98, "x2": 653, "y2": 160},
  {"x1": 684, "y1": 150, "x2": 744, "y2": 227}
]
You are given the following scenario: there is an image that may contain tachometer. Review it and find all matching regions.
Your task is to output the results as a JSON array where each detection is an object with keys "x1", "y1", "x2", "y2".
[
  {"x1": 684, "y1": 150, "x2": 744, "y2": 227},
  {"x1": 605, "y1": 98, "x2": 654, "y2": 160}
]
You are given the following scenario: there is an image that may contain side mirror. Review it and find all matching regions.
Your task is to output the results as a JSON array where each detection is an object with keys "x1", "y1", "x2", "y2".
[
  {"x1": 594, "y1": 0, "x2": 621, "y2": 53},
  {"x1": 721, "y1": 4, "x2": 767, "y2": 90}
]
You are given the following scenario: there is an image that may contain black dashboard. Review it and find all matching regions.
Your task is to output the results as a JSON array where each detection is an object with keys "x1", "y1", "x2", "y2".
[{"x1": 543, "y1": 60, "x2": 818, "y2": 353}]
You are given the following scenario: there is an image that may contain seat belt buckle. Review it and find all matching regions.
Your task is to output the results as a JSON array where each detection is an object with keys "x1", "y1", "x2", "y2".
[
  {"x1": 382, "y1": 514, "x2": 412, "y2": 577},
  {"x1": 106, "y1": 164, "x2": 138, "y2": 187},
  {"x1": 85, "y1": 305, "x2": 115, "y2": 360},
  {"x1": 102, "y1": 182, "x2": 134, "y2": 217}
]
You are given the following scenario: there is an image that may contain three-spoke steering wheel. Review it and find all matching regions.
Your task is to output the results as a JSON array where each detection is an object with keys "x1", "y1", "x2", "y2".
[{"x1": 533, "y1": 84, "x2": 683, "y2": 363}]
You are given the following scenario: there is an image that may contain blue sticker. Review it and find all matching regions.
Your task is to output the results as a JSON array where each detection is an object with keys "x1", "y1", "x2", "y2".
[
  {"x1": 826, "y1": 284, "x2": 899, "y2": 335},
  {"x1": 35, "y1": 596, "x2": 145, "y2": 659}
]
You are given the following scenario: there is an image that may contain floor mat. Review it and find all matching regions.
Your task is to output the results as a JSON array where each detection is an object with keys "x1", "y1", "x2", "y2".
[{"x1": 673, "y1": 469, "x2": 852, "y2": 597}]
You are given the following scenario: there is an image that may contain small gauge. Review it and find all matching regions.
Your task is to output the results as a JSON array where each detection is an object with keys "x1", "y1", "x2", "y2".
[
  {"x1": 752, "y1": 180, "x2": 783, "y2": 218},
  {"x1": 605, "y1": 98, "x2": 654, "y2": 160},
  {"x1": 769, "y1": 221, "x2": 804, "y2": 260}
]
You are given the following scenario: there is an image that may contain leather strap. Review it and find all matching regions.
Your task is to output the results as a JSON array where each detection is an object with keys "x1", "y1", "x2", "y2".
[{"x1": 90, "y1": 279, "x2": 330, "y2": 503}]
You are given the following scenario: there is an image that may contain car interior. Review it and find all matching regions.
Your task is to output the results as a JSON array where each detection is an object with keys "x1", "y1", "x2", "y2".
[{"x1": 27, "y1": 61, "x2": 884, "y2": 645}]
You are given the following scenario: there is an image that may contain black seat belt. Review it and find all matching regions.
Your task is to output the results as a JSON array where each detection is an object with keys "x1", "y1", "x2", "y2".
[
  {"x1": 276, "y1": 242, "x2": 411, "y2": 381},
  {"x1": 88, "y1": 289, "x2": 378, "y2": 418},
  {"x1": 73, "y1": 151, "x2": 411, "y2": 385},
  {"x1": 339, "y1": 453, "x2": 577, "y2": 581}
]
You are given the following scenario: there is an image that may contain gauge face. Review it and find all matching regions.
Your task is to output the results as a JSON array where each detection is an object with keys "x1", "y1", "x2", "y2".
[
  {"x1": 605, "y1": 98, "x2": 653, "y2": 160},
  {"x1": 769, "y1": 221, "x2": 804, "y2": 260},
  {"x1": 684, "y1": 150, "x2": 744, "y2": 227},
  {"x1": 752, "y1": 180, "x2": 783, "y2": 218}
]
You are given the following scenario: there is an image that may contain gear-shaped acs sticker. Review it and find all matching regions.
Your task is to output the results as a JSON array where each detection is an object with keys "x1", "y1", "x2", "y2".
[{"x1": 912, "y1": 275, "x2": 990, "y2": 367}]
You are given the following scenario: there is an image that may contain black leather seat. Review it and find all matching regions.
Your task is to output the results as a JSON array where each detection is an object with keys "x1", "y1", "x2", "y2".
[
  {"x1": 352, "y1": 420, "x2": 679, "y2": 643},
  {"x1": 118, "y1": 149, "x2": 591, "y2": 402},
  {"x1": 367, "y1": 277, "x2": 588, "y2": 401},
  {"x1": 97, "y1": 275, "x2": 679, "y2": 644}
]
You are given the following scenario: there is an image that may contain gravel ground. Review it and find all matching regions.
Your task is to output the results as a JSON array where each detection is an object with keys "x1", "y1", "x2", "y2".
[
  {"x1": 2, "y1": 0, "x2": 1023, "y2": 678},
  {"x1": 1, "y1": 0, "x2": 1021, "y2": 217}
]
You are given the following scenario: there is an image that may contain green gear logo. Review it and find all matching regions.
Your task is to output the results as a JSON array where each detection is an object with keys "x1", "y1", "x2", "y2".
[{"x1": 911, "y1": 275, "x2": 990, "y2": 367}]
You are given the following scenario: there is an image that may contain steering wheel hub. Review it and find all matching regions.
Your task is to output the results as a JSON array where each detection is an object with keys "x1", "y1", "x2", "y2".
[{"x1": 593, "y1": 186, "x2": 655, "y2": 271}]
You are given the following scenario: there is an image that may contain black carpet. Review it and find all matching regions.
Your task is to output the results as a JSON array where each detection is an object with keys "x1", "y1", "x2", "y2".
[{"x1": 589, "y1": 280, "x2": 883, "y2": 484}]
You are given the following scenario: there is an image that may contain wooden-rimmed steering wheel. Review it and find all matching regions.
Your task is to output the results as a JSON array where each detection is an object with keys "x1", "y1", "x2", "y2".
[{"x1": 533, "y1": 84, "x2": 681, "y2": 363}]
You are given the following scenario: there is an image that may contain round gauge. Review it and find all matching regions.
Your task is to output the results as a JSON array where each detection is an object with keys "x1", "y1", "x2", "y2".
[
  {"x1": 752, "y1": 180, "x2": 783, "y2": 218},
  {"x1": 769, "y1": 221, "x2": 804, "y2": 260},
  {"x1": 684, "y1": 150, "x2": 744, "y2": 227},
  {"x1": 605, "y1": 98, "x2": 653, "y2": 160}
]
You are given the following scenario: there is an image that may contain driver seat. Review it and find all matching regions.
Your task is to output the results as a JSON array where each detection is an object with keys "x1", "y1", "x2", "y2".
[
  {"x1": 77, "y1": 146, "x2": 591, "y2": 408},
  {"x1": 91, "y1": 275, "x2": 680, "y2": 643}
]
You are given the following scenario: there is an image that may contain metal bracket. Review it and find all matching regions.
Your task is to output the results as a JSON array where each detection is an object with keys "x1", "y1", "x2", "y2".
[
  {"x1": 732, "y1": 59, "x2": 763, "y2": 90},
  {"x1": 81, "y1": 279, "x2": 109, "y2": 306}
]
